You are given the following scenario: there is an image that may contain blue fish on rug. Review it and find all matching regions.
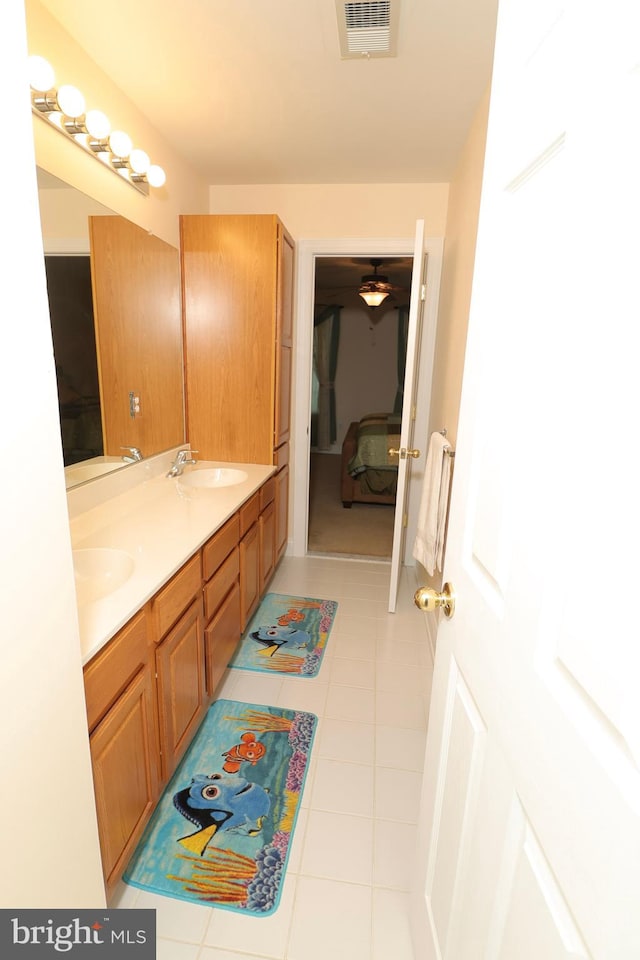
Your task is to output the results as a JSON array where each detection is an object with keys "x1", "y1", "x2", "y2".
[
  {"x1": 250, "y1": 623, "x2": 311, "y2": 657},
  {"x1": 173, "y1": 773, "x2": 271, "y2": 856}
]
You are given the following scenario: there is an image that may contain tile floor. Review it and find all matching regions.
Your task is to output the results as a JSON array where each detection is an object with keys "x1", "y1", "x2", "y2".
[{"x1": 111, "y1": 555, "x2": 434, "y2": 960}]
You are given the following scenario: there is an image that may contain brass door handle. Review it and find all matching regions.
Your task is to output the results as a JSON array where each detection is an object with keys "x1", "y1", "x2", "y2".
[
  {"x1": 388, "y1": 447, "x2": 421, "y2": 459},
  {"x1": 414, "y1": 582, "x2": 456, "y2": 619}
]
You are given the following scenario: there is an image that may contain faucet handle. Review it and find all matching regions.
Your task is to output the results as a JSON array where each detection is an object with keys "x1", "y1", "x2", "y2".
[{"x1": 120, "y1": 446, "x2": 143, "y2": 461}]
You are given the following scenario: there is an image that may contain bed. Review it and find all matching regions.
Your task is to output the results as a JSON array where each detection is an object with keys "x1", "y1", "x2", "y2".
[{"x1": 340, "y1": 413, "x2": 401, "y2": 508}]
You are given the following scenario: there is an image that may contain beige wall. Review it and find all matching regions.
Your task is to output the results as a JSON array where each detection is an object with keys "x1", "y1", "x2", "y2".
[
  {"x1": 26, "y1": 0, "x2": 209, "y2": 246},
  {"x1": 209, "y1": 183, "x2": 449, "y2": 239},
  {"x1": 418, "y1": 85, "x2": 491, "y2": 588},
  {"x1": 428, "y1": 86, "x2": 491, "y2": 450}
]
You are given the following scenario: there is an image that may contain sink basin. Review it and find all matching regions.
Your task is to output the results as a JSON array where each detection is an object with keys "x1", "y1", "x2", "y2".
[
  {"x1": 178, "y1": 467, "x2": 249, "y2": 489},
  {"x1": 73, "y1": 547, "x2": 135, "y2": 605}
]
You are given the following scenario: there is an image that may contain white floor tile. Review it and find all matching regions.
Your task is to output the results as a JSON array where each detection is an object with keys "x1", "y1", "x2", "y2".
[
  {"x1": 325, "y1": 684, "x2": 375, "y2": 724},
  {"x1": 376, "y1": 725, "x2": 427, "y2": 771},
  {"x1": 331, "y1": 631, "x2": 377, "y2": 661},
  {"x1": 276, "y1": 678, "x2": 328, "y2": 716},
  {"x1": 317, "y1": 718, "x2": 375, "y2": 765},
  {"x1": 202, "y1": 873, "x2": 296, "y2": 959},
  {"x1": 135, "y1": 889, "x2": 211, "y2": 944},
  {"x1": 329, "y1": 656, "x2": 376, "y2": 689},
  {"x1": 287, "y1": 877, "x2": 372, "y2": 960},
  {"x1": 156, "y1": 938, "x2": 200, "y2": 960},
  {"x1": 376, "y1": 690, "x2": 428, "y2": 730},
  {"x1": 109, "y1": 879, "x2": 139, "y2": 908},
  {"x1": 372, "y1": 888, "x2": 415, "y2": 960},
  {"x1": 311, "y1": 758, "x2": 375, "y2": 817},
  {"x1": 373, "y1": 821, "x2": 418, "y2": 891},
  {"x1": 375, "y1": 767, "x2": 423, "y2": 823},
  {"x1": 224, "y1": 671, "x2": 283, "y2": 705},
  {"x1": 375, "y1": 660, "x2": 430, "y2": 696},
  {"x1": 300, "y1": 810, "x2": 374, "y2": 884},
  {"x1": 198, "y1": 948, "x2": 269, "y2": 960}
]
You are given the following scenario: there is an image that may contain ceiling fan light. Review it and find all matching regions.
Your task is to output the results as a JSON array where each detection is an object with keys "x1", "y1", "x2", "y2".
[{"x1": 359, "y1": 288, "x2": 390, "y2": 308}]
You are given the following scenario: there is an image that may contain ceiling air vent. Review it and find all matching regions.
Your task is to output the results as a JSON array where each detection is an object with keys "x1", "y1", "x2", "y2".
[{"x1": 335, "y1": 0, "x2": 399, "y2": 59}]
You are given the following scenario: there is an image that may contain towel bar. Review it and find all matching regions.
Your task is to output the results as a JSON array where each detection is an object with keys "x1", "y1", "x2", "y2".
[{"x1": 439, "y1": 428, "x2": 456, "y2": 458}]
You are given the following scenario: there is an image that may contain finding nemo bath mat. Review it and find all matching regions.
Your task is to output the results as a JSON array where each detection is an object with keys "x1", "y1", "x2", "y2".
[
  {"x1": 228, "y1": 593, "x2": 338, "y2": 677},
  {"x1": 124, "y1": 699, "x2": 317, "y2": 915}
]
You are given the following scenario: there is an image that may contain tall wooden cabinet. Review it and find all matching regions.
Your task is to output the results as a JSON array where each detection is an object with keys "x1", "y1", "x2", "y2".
[{"x1": 180, "y1": 214, "x2": 293, "y2": 557}]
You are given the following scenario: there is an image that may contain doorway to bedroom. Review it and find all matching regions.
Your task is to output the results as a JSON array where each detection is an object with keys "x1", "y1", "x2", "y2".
[{"x1": 307, "y1": 255, "x2": 414, "y2": 559}]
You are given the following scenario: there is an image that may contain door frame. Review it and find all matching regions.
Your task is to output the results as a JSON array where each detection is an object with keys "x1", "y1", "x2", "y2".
[{"x1": 291, "y1": 235, "x2": 444, "y2": 560}]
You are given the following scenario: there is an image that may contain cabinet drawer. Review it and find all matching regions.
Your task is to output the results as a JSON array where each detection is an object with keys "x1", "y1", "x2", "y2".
[
  {"x1": 152, "y1": 552, "x2": 202, "y2": 640},
  {"x1": 202, "y1": 514, "x2": 240, "y2": 581},
  {"x1": 204, "y1": 546, "x2": 239, "y2": 621},
  {"x1": 274, "y1": 441, "x2": 289, "y2": 469},
  {"x1": 84, "y1": 609, "x2": 149, "y2": 732},
  {"x1": 259, "y1": 476, "x2": 276, "y2": 511},
  {"x1": 239, "y1": 492, "x2": 260, "y2": 536}
]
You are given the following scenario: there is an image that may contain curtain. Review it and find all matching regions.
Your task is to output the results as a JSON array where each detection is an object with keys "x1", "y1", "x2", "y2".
[
  {"x1": 313, "y1": 305, "x2": 341, "y2": 450},
  {"x1": 394, "y1": 305, "x2": 409, "y2": 414}
]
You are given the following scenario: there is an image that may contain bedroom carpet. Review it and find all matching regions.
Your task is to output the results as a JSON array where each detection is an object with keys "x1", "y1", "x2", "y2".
[{"x1": 307, "y1": 453, "x2": 395, "y2": 558}]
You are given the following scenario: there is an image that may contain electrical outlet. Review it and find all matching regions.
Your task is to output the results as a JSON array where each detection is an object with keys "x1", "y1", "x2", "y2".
[{"x1": 129, "y1": 392, "x2": 141, "y2": 418}]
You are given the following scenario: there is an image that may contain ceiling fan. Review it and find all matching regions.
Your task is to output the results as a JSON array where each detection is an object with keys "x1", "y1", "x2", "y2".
[{"x1": 357, "y1": 259, "x2": 400, "y2": 308}]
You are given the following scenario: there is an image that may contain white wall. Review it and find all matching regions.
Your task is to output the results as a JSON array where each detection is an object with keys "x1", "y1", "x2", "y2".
[
  {"x1": 330, "y1": 304, "x2": 400, "y2": 454},
  {"x1": 0, "y1": 0, "x2": 105, "y2": 907}
]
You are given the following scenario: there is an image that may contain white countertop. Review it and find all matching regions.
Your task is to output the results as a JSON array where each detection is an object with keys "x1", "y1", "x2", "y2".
[{"x1": 69, "y1": 457, "x2": 275, "y2": 665}]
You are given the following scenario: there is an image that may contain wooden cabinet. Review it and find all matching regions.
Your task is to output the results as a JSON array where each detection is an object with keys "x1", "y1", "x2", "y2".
[
  {"x1": 202, "y1": 515, "x2": 242, "y2": 696},
  {"x1": 275, "y1": 443, "x2": 290, "y2": 562},
  {"x1": 180, "y1": 214, "x2": 294, "y2": 466},
  {"x1": 259, "y1": 477, "x2": 276, "y2": 592},
  {"x1": 240, "y1": 522, "x2": 260, "y2": 631},
  {"x1": 155, "y1": 598, "x2": 206, "y2": 781},
  {"x1": 84, "y1": 610, "x2": 160, "y2": 897},
  {"x1": 205, "y1": 581, "x2": 241, "y2": 696}
]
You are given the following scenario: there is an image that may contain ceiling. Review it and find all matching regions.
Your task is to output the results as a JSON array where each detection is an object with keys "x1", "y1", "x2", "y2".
[
  {"x1": 315, "y1": 256, "x2": 413, "y2": 309},
  {"x1": 39, "y1": 0, "x2": 498, "y2": 185}
]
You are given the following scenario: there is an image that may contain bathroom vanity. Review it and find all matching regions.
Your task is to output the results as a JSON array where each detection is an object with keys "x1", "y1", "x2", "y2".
[{"x1": 70, "y1": 454, "x2": 278, "y2": 895}]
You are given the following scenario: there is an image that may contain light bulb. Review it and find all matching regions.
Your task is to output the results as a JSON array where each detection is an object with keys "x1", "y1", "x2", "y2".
[
  {"x1": 56, "y1": 84, "x2": 86, "y2": 118},
  {"x1": 85, "y1": 109, "x2": 111, "y2": 140},
  {"x1": 147, "y1": 164, "x2": 166, "y2": 188},
  {"x1": 28, "y1": 55, "x2": 55, "y2": 92},
  {"x1": 129, "y1": 149, "x2": 150, "y2": 174},
  {"x1": 108, "y1": 130, "x2": 132, "y2": 158}
]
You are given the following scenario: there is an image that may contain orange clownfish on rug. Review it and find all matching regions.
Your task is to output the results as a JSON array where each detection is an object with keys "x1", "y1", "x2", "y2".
[{"x1": 221, "y1": 732, "x2": 267, "y2": 774}]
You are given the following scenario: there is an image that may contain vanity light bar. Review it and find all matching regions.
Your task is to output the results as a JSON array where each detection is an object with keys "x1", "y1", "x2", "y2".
[{"x1": 28, "y1": 55, "x2": 166, "y2": 197}]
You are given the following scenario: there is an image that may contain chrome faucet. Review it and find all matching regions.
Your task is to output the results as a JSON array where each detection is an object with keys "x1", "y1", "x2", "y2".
[
  {"x1": 166, "y1": 449, "x2": 198, "y2": 478},
  {"x1": 121, "y1": 446, "x2": 143, "y2": 463}
]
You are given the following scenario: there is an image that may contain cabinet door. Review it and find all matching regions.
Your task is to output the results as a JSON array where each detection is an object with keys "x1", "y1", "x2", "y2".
[
  {"x1": 89, "y1": 667, "x2": 159, "y2": 893},
  {"x1": 274, "y1": 225, "x2": 294, "y2": 449},
  {"x1": 156, "y1": 598, "x2": 206, "y2": 780},
  {"x1": 239, "y1": 523, "x2": 260, "y2": 631},
  {"x1": 181, "y1": 214, "x2": 278, "y2": 464},
  {"x1": 205, "y1": 581, "x2": 241, "y2": 697},
  {"x1": 275, "y1": 463, "x2": 290, "y2": 562},
  {"x1": 259, "y1": 499, "x2": 276, "y2": 593}
]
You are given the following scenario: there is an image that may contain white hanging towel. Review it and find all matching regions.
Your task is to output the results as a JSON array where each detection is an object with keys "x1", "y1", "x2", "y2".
[{"x1": 412, "y1": 431, "x2": 452, "y2": 575}]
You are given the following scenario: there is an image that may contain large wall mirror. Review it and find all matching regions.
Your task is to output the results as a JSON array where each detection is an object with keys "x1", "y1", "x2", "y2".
[{"x1": 37, "y1": 169, "x2": 185, "y2": 489}]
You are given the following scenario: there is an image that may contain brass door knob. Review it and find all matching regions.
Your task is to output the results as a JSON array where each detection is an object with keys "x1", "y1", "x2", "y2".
[
  {"x1": 388, "y1": 447, "x2": 421, "y2": 459},
  {"x1": 414, "y1": 582, "x2": 456, "y2": 619}
]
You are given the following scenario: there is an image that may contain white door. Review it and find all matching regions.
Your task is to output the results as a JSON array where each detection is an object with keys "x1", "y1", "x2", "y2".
[
  {"x1": 411, "y1": 2, "x2": 640, "y2": 958},
  {"x1": 388, "y1": 219, "x2": 428, "y2": 611}
]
